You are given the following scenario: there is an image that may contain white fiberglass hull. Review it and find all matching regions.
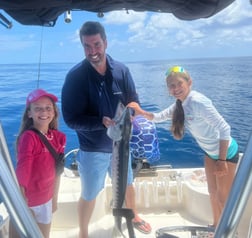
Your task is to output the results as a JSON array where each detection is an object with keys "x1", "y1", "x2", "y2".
[{"x1": 50, "y1": 166, "x2": 252, "y2": 238}]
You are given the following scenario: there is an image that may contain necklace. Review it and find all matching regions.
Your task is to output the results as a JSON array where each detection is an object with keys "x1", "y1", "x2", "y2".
[
  {"x1": 40, "y1": 130, "x2": 54, "y2": 141},
  {"x1": 44, "y1": 133, "x2": 53, "y2": 141}
]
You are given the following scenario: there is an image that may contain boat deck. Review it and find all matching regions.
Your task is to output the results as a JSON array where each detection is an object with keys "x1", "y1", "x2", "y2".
[
  {"x1": 1, "y1": 167, "x2": 251, "y2": 238},
  {"x1": 51, "y1": 210, "x2": 212, "y2": 238},
  {"x1": 50, "y1": 168, "x2": 252, "y2": 238}
]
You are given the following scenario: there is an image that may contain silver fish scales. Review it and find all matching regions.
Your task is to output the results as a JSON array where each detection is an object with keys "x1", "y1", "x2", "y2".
[{"x1": 107, "y1": 102, "x2": 135, "y2": 238}]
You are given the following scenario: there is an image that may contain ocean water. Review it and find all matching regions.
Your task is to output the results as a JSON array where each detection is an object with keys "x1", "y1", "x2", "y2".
[{"x1": 0, "y1": 57, "x2": 251, "y2": 168}]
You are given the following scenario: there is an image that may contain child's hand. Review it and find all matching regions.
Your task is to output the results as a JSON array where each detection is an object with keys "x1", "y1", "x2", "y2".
[
  {"x1": 214, "y1": 160, "x2": 228, "y2": 177},
  {"x1": 126, "y1": 102, "x2": 146, "y2": 115},
  {"x1": 127, "y1": 102, "x2": 154, "y2": 120}
]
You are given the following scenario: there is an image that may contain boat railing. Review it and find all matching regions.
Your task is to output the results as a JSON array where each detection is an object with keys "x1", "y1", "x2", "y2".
[
  {"x1": 248, "y1": 216, "x2": 252, "y2": 238},
  {"x1": 0, "y1": 123, "x2": 18, "y2": 185},
  {"x1": 214, "y1": 132, "x2": 252, "y2": 238},
  {"x1": 0, "y1": 123, "x2": 43, "y2": 238}
]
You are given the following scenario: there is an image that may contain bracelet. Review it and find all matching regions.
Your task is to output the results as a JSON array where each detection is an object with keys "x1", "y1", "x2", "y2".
[{"x1": 218, "y1": 159, "x2": 227, "y2": 162}]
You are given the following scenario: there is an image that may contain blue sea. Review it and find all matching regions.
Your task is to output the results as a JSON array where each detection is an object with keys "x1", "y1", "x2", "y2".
[{"x1": 0, "y1": 56, "x2": 251, "y2": 168}]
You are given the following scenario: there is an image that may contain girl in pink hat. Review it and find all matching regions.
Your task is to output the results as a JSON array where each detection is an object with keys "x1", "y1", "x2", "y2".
[{"x1": 15, "y1": 89, "x2": 66, "y2": 238}]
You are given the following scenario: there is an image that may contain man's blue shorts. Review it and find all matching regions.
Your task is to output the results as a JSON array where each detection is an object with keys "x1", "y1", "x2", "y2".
[{"x1": 77, "y1": 150, "x2": 133, "y2": 201}]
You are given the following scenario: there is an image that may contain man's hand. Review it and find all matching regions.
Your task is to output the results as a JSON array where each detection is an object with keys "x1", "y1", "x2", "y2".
[{"x1": 102, "y1": 116, "x2": 115, "y2": 128}]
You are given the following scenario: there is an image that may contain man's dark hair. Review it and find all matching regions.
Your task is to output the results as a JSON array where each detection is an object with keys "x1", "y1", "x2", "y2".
[{"x1": 79, "y1": 21, "x2": 107, "y2": 43}]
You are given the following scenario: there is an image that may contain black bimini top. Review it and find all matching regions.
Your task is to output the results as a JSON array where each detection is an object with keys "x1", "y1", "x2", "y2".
[{"x1": 0, "y1": 0, "x2": 235, "y2": 27}]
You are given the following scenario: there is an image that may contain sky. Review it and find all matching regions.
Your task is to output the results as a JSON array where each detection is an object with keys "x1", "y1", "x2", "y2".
[{"x1": 0, "y1": 0, "x2": 252, "y2": 64}]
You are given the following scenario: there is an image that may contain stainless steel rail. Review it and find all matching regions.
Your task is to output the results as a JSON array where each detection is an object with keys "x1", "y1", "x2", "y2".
[
  {"x1": 215, "y1": 132, "x2": 252, "y2": 238},
  {"x1": 0, "y1": 123, "x2": 18, "y2": 185},
  {"x1": 0, "y1": 122, "x2": 43, "y2": 237},
  {"x1": 0, "y1": 153, "x2": 43, "y2": 237}
]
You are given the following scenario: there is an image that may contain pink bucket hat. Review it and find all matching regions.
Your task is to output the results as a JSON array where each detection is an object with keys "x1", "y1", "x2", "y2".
[{"x1": 26, "y1": 89, "x2": 58, "y2": 107}]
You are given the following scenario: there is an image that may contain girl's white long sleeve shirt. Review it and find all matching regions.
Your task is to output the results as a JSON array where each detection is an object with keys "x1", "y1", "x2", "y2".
[{"x1": 152, "y1": 90, "x2": 233, "y2": 158}]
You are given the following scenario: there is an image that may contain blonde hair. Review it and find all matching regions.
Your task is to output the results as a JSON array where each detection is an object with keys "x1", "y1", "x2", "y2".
[{"x1": 166, "y1": 70, "x2": 191, "y2": 140}]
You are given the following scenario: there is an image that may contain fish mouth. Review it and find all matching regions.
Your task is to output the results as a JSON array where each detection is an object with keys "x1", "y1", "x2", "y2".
[{"x1": 107, "y1": 103, "x2": 128, "y2": 141}]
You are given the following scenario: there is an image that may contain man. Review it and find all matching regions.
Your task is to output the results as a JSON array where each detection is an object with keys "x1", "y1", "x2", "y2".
[{"x1": 61, "y1": 21, "x2": 151, "y2": 238}]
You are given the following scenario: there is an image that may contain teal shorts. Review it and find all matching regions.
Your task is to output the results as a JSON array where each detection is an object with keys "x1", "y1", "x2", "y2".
[
  {"x1": 207, "y1": 137, "x2": 239, "y2": 162},
  {"x1": 77, "y1": 150, "x2": 133, "y2": 201}
]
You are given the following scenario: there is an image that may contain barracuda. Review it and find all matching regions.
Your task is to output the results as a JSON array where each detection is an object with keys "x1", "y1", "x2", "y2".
[{"x1": 107, "y1": 102, "x2": 135, "y2": 238}]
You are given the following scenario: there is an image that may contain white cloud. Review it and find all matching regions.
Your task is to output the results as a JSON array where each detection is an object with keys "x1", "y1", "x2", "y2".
[
  {"x1": 128, "y1": 21, "x2": 145, "y2": 32},
  {"x1": 241, "y1": 26, "x2": 252, "y2": 42},
  {"x1": 201, "y1": 0, "x2": 252, "y2": 26},
  {"x1": 148, "y1": 13, "x2": 183, "y2": 29},
  {"x1": 108, "y1": 38, "x2": 127, "y2": 48},
  {"x1": 104, "y1": 0, "x2": 252, "y2": 56},
  {"x1": 104, "y1": 10, "x2": 147, "y2": 24},
  {"x1": 70, "y1": 29, "x2": 80, "y2": 43},
  {"x1": 0, "y1": 0, "x2": 251, "y2": 63},
  {"x1": 124, "y1": 13, "x2": 207, "y2": 49}
]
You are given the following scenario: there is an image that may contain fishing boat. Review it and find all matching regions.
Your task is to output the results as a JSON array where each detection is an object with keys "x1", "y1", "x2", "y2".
[
  {"x1": 1, "y1": 115, "x2": 252, "y2": 238},
  {"x1": 1, "y1": 132, "x2": 252, "y2": 238},
  {"x1": 50, "y1": 149, "x2": 252, "y2": 238},
  {"x1": 1, "y1": 1, "x2": 252, "y2": 237}
]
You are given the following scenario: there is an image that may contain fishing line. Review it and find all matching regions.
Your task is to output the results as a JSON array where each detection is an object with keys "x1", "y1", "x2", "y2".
[{"x1": 37, "y1": 26, "x2": 44, "y2": 88}]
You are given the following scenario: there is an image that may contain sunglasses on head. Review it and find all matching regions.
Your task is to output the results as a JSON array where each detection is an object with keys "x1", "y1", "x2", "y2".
[{"x1": 165, "y1": 66, "x2": 185, "y2": 76}]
